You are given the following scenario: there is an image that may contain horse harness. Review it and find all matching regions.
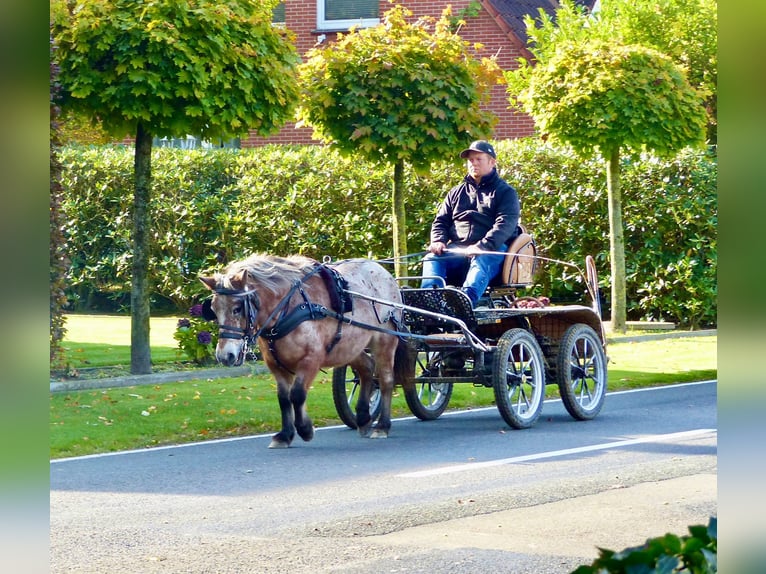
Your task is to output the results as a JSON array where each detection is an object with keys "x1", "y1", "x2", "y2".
[{"x1": 205, "y1": 262, "x2": 392, "y2": 371}]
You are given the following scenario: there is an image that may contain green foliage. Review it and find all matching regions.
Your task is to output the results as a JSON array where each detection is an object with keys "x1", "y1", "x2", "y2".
[
  {"x1": 573, "y1": 516, "x2": 717, "y2": 573},
  {"x1": 516, "y1": 40, "x2": 707, "y2": 158},
  {"x1": 510, "y1": 0, "x2": 717, "y2": 143},
  {"x1": 507, "y1": 5, "x2": 709, "y2": 331},
  {"x1": 173, "y1": 304, "x2": 219, "y2": 365},
  {"x1": 297, "y1": 4, "x2": 502, "y2": 171},
  {"x1": 51, "y1": 34, "x2": 70, "y2": 366},
  {"x1": 58, "y1": 140, "x2": 716, "y2": 328},
  {"x1": 447, "y1": 0, "x2": 483, "y2": 31},
  {"x1": 58, "y1": 109, "x2": 113, "y2": 145},
  {"x1": 622, "y1": 149, "x2": 717, "y2": 329},
  {"x1": 499, "y1": 141, "x2": 717, "y2": 328},
  {"x1": 51, "y1": 0, "x2": 300, "y2": 140},
  {"x1": 51, "y1": 0, "x2": 302, "y2": 373},
  {"x1": 595, "y1": 0, "x2": 717, "y2": 143},
  {"x1": 296, "y1": 3, "x2": 503, "y2": 270}
]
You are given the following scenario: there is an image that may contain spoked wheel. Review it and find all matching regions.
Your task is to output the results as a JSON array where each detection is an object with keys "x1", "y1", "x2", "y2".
[
  {"x1": 331, "y1": 365, "x2": 382, "y2": 429},
  {"x1": 404, "y1": 349, "x2": 453, "y2": 420},
  {"x1": 556, "y1": 324, "x2": 607, "y2": 420},
  {"x1": 492, "y1": 329, "x2": 545, "y2": 429}
]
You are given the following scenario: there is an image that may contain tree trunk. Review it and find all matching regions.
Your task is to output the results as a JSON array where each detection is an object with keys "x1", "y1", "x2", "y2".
[
  {"x1": 605, "y1": 149, "x2": 627, "y2": 333},
  {"x1": 131, "y1": 122, "x2": 153, "y2": 374},
  {"x1": 391, "y1": 159, "x2": 408, "y2": 279}
]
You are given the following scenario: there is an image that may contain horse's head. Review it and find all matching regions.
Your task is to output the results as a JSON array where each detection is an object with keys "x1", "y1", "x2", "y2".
[{"x1": 199, "y1": 270, "x2": 260, "y2": 367}]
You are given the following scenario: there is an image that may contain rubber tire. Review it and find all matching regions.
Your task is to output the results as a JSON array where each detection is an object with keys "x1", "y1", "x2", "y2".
[
  {"x1": 556, "y1": 323, "x2": 607, "y2": 420},
  {"x1": 331, "y1": 365, "x2": 382, "y2": 430},
  {"x1": 492, "y1": 328, "x2": 546, "y2": 429},
  {"x1": 403, "y1": 349, "x2": 453, "y2": 421}
]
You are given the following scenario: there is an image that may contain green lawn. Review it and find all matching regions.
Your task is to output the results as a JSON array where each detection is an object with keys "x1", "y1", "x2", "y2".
[
  {"x1": 58, "y1": 313, "x2": 181, "y2": 371},
  {"x1": 50, "y1": 314, "x2": 717, "y2": 459}
]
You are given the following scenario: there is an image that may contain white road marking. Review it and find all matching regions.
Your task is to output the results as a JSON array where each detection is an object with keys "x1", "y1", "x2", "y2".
[
  {"x1": 51, "y1": 381, "x2": 716, "y2": 464},
  {"x1": 397, "y1": 428, "x2": 717, "y2": 478}
]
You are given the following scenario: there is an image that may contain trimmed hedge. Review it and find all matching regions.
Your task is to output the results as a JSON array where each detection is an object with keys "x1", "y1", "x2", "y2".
[{"x1": 59, "y1": 140, "x2": 716, "y2": 328}]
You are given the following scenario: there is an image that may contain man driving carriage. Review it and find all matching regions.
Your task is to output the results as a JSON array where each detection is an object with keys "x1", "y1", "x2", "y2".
[{"x1": 421, "y1": 140, "x2": 521, "y2": 307}]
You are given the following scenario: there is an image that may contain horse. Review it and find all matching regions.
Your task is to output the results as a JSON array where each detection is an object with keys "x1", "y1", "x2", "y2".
[{"x1": 200, "y1": 254, "x2": 413, "y2": 448}]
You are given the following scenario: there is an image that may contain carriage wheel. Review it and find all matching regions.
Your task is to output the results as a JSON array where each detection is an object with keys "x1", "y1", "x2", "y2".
[
  {"x1": 556, "y1": 324, "x2": 607, "y2": 420},
  {"x1": 331, "y1": 365, "x2": 382, "y2": 430},
  {"x1": 492, "y1": 329, "x2": 545, "y2": 429},
  {"x1": 403, "y1": 349, "x2": 453, "y2": 420}
]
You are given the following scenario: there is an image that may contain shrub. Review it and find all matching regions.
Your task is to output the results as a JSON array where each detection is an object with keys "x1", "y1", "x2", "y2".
[
  {"x1": 58, "y1": 140, "x2": 716, "y2": 328},
  {"x1": 573, "y1": 517, "x2": 717, "y2": 574},
  {"x1": 173, "y1": 303, "x2": 219, "y2": 365}
]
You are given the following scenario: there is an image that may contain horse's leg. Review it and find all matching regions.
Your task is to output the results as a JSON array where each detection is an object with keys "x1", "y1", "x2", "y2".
[
  {"x1": 290, "y1": 371, "x2": 316, "y2": 443},
  {"x1": 269, "y1": 374, "x2": 297, "y2": 449},
  {"x1": 369, "y1": 366, "x2": 394, "y2": 439},
  {"x1": 368, "y1": 339, "x2": 399, "y2": 439},
  {"x1": 348, "y1": 353, "x2": 376, "y2": 438},
  {"x1": 370, "y1": 338, "x2": 412, "y2": 439}
]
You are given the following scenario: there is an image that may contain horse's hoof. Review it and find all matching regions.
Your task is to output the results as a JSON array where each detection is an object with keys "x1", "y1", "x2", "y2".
[
  {"x1": 268, "y1": 439, "x2": 290, "y2": 449},
  {"x1": 297, "y1": 425, "x2": 314, "y2": 442},
  {"x1": 369, "y1": 429, "x2": 389, "y2": 439},
  {"x1": 358, "y1": 425, "x2": 372, "y2": 438}
]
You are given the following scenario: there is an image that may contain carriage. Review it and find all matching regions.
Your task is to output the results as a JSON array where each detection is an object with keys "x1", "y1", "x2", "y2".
[
  {"x1": 201, "y1": 232, "x2": 608, "y2": 448},
  {"x1": 331, "y1": 239, "x2": 608, "y2": 432}
]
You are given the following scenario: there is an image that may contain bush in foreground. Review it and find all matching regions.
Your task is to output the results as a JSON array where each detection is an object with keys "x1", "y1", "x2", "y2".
[{"x1": 573, "y1": 517, "x2": 717, "y2": 573}]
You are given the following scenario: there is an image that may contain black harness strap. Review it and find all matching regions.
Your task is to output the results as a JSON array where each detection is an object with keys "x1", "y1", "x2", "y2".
[
  {"x1": 215, "y1": 262, "x2": 398, "y2": 371},
  {"x1": 260, "y1": 264, "x2": 354, "y2": 359}
]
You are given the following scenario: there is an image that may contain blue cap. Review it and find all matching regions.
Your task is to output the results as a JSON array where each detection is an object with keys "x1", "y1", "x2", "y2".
[{"x1": 459, "y1": 140, "x2": 496, "y2": 159}]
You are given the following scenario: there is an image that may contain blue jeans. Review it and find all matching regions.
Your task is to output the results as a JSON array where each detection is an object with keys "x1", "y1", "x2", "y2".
[{"x1": 421, "y1": 246, "x2": 508, "y2": 306}]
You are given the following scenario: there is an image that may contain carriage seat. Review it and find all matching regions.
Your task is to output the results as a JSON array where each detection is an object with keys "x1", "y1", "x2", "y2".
[{"x1": 492, "y1": 224, "x2": 537, "y2": 288}]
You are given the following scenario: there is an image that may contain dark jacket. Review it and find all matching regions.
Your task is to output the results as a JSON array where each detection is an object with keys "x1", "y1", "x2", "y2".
[{"x1": 430, "y1": 168, "x2": 520, "y2": 251}]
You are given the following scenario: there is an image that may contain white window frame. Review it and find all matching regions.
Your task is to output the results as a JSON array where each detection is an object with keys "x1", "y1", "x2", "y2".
[{"x1": 316, "y1": 0, "x2": 380, "y2": 30}]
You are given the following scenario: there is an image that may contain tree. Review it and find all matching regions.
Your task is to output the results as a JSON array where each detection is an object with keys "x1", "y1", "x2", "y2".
[
  {"x1": 508, "y1": 0, "x2": 717, "y2": 141},
  {"x1": 50, "y1": 34, "x2": 69, "y2": 367},
  {"x1": 595, "y1": 0, "x2": 717, "y2": 144},
  {"x1": 51, "y1": 0, "x2": 299, "y2": 373},
  {"x1": 511, "y1": 39, "x2": 706, "y2": 331},
  {"x1": 296, "y1": 4, "x2": 502, "y2": 277}
]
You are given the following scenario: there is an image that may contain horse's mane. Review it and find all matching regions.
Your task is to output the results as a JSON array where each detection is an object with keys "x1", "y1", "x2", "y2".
[{"x1": 220, "y1": 253, "x2": 318, "y2": 295}]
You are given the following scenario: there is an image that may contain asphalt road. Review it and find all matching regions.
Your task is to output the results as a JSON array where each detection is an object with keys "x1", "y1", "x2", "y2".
[{"x1": 50, "y1": 381, "x2": 717, "y2": 573}]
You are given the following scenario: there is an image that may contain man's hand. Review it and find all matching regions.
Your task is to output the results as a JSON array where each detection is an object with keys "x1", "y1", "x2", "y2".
[{"x1": 427, "y1": 241, "x2": 447, "y2": 255}]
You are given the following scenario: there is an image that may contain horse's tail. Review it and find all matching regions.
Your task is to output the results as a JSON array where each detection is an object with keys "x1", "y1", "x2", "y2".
[{"x1": 394, "y1": 335, "x2": 415, "y2": 391}]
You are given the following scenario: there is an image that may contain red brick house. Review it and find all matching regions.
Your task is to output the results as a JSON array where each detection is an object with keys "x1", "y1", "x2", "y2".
[{"x1": 242, "y1": 1, "x2": 595, "y2": 147}]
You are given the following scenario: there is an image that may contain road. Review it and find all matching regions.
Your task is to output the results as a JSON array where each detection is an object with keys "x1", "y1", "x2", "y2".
[{"x1": 50, "y1": 381, "x2": 717, "y2": 573}]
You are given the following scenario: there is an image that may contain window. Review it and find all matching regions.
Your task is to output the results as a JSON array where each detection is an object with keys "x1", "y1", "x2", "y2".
[
  {"x1": 153, "y1": 136, "x2": 240, "y2": 150},
  {"x1": 272, "y1": 2, "x2": 285, "y2": 24},
  {"x1": 317, "y1": 0, "x2": 379, "y2": 30}
]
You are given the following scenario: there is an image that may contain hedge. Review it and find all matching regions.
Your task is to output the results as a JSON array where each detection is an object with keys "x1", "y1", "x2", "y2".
[{"x1": 59, "y1": 139, "x2": 716, "y2": 328}]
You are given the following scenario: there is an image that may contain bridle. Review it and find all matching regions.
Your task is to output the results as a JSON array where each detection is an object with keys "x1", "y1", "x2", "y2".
[
  {"x1": 203, "y1": 287, "x2": 261, "y2": 363},
  {"x1": 204, "y1": 263, "x2": 409, "y2": 368},
  {"x1": 204, "y1": 265, "x2": 326, "y2": 366}
]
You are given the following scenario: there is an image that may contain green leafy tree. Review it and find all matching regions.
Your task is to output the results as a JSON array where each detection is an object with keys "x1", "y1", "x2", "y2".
[
  {"x1": 508, "y1": 0, "x2": 717, "y2": 141},
  {"x1": 296, "y1": 4, "x2": 502, "y2": 276},
  {"x1": 511, "y1": 39, "x2": 706, "y2": 331},
  {"x1": 51, "y1": 0, "x2": 299, "y2": 373},
  {"x1": 596, "y1": 0, "x2": 717, "y2": 143}
]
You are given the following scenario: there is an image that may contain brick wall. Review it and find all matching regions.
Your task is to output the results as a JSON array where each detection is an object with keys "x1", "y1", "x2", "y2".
[{"x1": 247, "y1": 0, "x2": 536, "y2": 147}]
